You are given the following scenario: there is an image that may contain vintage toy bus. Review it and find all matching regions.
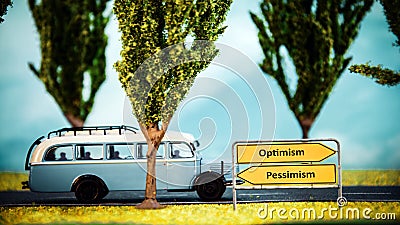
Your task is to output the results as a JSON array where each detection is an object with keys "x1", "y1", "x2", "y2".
[{"x1": 23, "y1": 125, "x2": 231, "y2": 203}]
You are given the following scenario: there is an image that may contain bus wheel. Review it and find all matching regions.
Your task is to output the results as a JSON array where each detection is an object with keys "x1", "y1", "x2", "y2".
[
  {"x1": 196, "y1": 178, "x2": 226, "y2": 201},
  {"x1": 74, "y1": 178, "x2": 104, "y2": 203}
]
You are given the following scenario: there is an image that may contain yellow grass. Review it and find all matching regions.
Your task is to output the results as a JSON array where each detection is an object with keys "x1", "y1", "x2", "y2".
[
  {"x1": 0, "y1": 172, "x2": 28, "y2": 192},
  {"x1": 342, "y1": 170, "x2": 400, "y2": 186},
  {"x1": 0, "y1": 202, "x2": 398, "y2": 224}
]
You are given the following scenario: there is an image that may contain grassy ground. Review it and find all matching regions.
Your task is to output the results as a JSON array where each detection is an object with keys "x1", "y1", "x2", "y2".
[
  {"x1": 0, "y1": 171, "x2": 399, "y2": 224},
  {"x1": 0, "y1": 172, "x2": 28, "y2": 192},
  {"x1": 1, "y1": 202, "x2": 399, "y2": 224},
  {"x1": 341, "y1": 170, "x2": 400, "y2": 186}
]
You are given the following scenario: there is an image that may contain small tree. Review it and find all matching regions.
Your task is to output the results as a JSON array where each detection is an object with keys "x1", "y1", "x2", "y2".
[
  {"x1": 114, "y1": 0, "x2": 232, "y2": 209},
  {"x1": 28, "y1": 0, "x2": 110, "y2": 127},
  {"x1": 251, "y1": 0, "x2": 373, "y2": 138},
  {"x1": 349, "y1": 0, "x2": 400, "y2": 86},
  {"x1": 0, "y1": 0, "x2": 12, "y2": 23}
]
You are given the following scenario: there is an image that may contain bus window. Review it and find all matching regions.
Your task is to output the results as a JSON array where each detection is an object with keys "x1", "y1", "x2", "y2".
[
  {"x1": 76, "y1": 145, "x2": 103, "y2": 160},
  {"x1": 137, "y1": 143, "x2": 165, "y2": 159},
  {"x1": 107, "y1": 144, "x2": 134, "y2": 160},
  {"x1": 44, "y1": 145, "x2": 73, "y2": 161},
  {"x1": 170, "y1": 143, "x2": 194, "y2": 159}
]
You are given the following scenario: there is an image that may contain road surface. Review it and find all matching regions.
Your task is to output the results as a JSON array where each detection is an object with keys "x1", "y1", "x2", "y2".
[{"x1": 1, "y1": 186, "x2": 399, "y2": 206}]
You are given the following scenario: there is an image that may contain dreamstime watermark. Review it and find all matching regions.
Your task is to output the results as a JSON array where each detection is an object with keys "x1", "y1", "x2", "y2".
[{"x1": 257, "y1": 203, "x2": 397, "y2": 221}]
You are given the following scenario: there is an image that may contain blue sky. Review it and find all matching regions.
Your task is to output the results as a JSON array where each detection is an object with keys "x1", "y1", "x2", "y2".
[{"x1": 0, "y1": 1, "x2": 399, "y2": 172}]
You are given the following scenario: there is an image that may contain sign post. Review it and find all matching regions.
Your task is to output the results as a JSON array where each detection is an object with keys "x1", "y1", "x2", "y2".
[{"x1": 232, "y1": 139, "x2": 343, "y2": 210}]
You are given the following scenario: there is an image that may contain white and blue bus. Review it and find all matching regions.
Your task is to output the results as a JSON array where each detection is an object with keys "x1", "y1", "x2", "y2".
[{"x1": 23, "y1": 126, "x2": 231, "y2": 203}]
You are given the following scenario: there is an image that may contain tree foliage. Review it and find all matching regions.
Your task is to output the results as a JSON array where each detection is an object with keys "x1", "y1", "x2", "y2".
[
  {"x1": 114, "y1": 0, "x2": 231, "y2": 127},
  {"x1": 28, "y1": 0, "x2": 110, "y2": 127},
  {"x1": 380, "y1": 0, "x2": 399, "y2": 48},
  {"x1": 251, "y1": 0, "x2": 373, "y2": 138},
  {"x1": 0, "y1": 0, "x2": 12, "y2": 23},
  {"x1": 113, "y1": 0, "x2": 232, "y2": 208},
  {"x1": 349, "y1": 63, "x2": 400, "y2": 86},
  {"x1": 349, "y1": 0, "x2": 400, "y2": 86}
]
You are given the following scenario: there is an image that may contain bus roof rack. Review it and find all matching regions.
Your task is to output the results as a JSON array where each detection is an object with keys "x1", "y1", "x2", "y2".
[{"x1": 47, "y1": 125, "x2": 138, "y2": 139}]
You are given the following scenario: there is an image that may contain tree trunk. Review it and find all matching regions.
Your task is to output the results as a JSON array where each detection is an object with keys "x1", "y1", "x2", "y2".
[
  {"x1": 136, "y1": 123, "x2": 167, "y2": 209},
  {"x1": 64, "y1": 113, "x2": 84, "y2": 127},
  {"x1": 299, "y1": 117, "x2": 314, "y2": 139}
]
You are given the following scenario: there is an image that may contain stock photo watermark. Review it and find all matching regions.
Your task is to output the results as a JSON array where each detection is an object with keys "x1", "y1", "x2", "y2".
[{"x1": 257, "y1": 203, "x2": 397, "y2": 221}]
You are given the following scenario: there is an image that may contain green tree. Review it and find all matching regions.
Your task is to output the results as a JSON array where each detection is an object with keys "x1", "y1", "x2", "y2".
[
  {"x1": 113, "y1": 0, "x2": 232, "y2": 209},
  {"x1": 251, "y1": 0, "x2": 373, "y2": 138},
  {"x1": 28, "y1": 0, "x2": 110, "y2": 127},
  {"x1": 0, "y1": 0, "x2": 12, "y2": 23},
  {"x1": 349, "y1": 0, "x2": 400, "y2": 86}
]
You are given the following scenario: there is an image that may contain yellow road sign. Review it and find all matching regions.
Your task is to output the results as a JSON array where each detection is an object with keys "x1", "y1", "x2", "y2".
[
  {"x1": 236, "y1": 142, "x2": 336, "y2": 163},
  {"x1": 237, "y1": 164, "x2": 336, "y2": 185}
]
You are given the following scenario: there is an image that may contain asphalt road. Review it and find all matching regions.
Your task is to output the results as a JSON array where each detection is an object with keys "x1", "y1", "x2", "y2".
[{"x1": 1, "y1": 186, "x2": 399, "y2": 206}]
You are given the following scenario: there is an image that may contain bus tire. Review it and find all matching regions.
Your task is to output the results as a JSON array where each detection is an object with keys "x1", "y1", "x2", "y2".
[
  {"x1": 74, "y1": 177, "x2": 107, "y2": 203},
  {"x1": 195, "y1": 172, "x2": 226, "y2": 201}
]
